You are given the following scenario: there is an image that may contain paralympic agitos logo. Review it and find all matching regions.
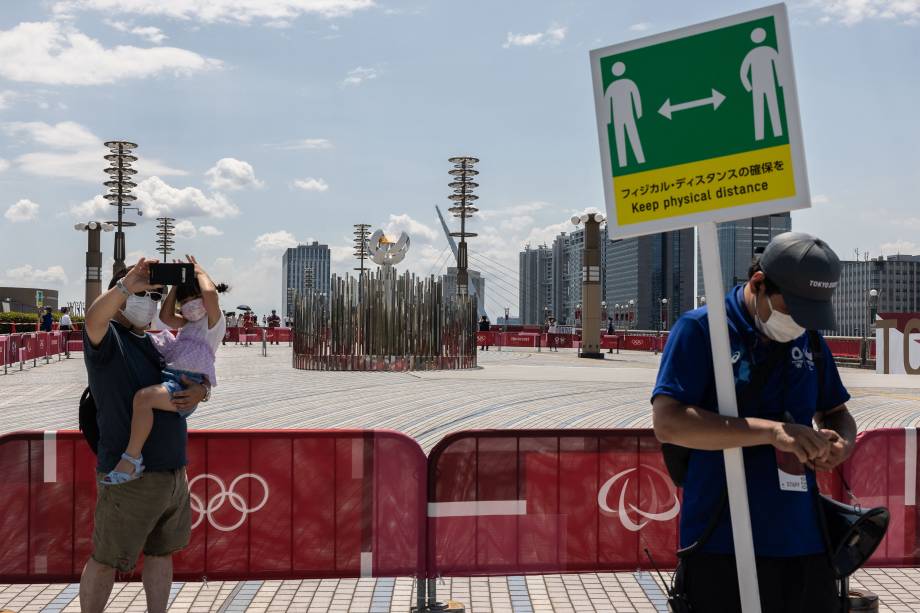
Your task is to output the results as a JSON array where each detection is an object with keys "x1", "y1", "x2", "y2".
[{"x1": 597, "y1": 464, "x2": 680, "y2": 532}]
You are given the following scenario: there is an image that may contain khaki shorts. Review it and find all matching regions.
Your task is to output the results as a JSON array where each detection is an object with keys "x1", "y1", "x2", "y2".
[{"x1": 92, "y1": 468, "x2": 191, "y2": 572}]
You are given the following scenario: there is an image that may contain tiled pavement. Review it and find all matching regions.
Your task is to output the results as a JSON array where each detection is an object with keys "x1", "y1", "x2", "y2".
[
  {"x1": 3, "y1": 344, "x2": 920, "y2": 611},
  {"x1": 4, "y1": 570, "x2": 920, "y2": 612}
]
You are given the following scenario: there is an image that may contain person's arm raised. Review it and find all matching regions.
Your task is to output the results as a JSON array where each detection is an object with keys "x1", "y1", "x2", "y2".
[
  {"x1": 186, "y1": 254, "x2": 222, "y2": 328},
  {"x1": 85, "y1": 258, "x2": 158, "y2": 347},
  {"x1": 158, "y1": 284, "x2": 186, "y2": 329}
]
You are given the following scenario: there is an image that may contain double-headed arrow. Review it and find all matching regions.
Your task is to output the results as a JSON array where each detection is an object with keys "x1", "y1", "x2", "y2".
[{"x1": 658, "y1": 88, "x2": 726, "y2": 120}]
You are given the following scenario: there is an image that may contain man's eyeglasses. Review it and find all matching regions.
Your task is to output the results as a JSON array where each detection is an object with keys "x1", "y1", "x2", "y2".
[{"x1": 134, "y1": 289, "x2": 164, "y2": 301}]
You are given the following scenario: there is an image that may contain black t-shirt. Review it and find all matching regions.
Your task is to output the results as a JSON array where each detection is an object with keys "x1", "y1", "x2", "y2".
[{"x1": 83, "y1": 321, "x2": 188, "y2": 474}]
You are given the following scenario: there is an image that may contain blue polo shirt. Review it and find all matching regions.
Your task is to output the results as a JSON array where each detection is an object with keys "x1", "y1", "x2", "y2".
[{"x1": 652, "y1": 285, "x2": 850, "y2": 557}]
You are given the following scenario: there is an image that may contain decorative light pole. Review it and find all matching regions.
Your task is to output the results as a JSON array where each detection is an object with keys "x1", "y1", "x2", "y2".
[
  {"x1": 74, "y1": 221, "x2": 114, "y2": 307},
  {"x1": 628, "y1": 299, "x2": 636, "y2": 330},
  {"x1": 571, "y1": 211, "x2": 606, "y2": 359},
  {"x1": 447, "y1": 156, "x2": 479, "y2": 296},
  {"x1": 103, "y1": 140, "x2": 142, "y2": 274},
  {"x1": 661, "y1": 297, "x2": 669, "y2": 331},
  {"x1": 353, "y1": 223, "x2": 371, "y2": 277},
  {"x1": 155, "y1": 217, "x2": 176, "y2": 262}
]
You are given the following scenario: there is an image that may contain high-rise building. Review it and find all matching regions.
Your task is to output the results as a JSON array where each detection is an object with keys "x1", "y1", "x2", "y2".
[
  {"x1": 282, "y1": 241, "x2": 331, "y2": 318},
  {"x1": 832, "y1": 254, "x2": 920, "y2": 336},
  {"x1": 698, "y1": 213, "x2": 791, "y2": 295},
  {"x1": 518, "y1": 245, "x2": 553, "y2": 325},
  {"x1": 442, "y1": 267, "x2": 485, "y2": 314},
  {"x1": 605, "y1": 229, "x2": 694, "y2": 330}
]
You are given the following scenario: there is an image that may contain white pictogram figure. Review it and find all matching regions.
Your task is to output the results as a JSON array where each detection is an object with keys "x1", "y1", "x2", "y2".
[
  {"x1": 598, "y1": 464, "x2": 680, "y2": 532},
  {"x1": 740, "y1": 27, "x2": 784, "y2": 141},
  {"x1": 603, "y1": 61, "x2": 646, "y2": 168},
  {"x1": 189, "y1": 473, "x2": 270, "y2": 532}
]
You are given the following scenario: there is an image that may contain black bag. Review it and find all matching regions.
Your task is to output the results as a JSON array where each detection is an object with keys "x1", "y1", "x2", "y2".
[
  {"x1": 808, "y1": 331, "x2": 890, "y2": 580},
  {"x1": 78, "y1": 386, "x2": 99, "y2": 454}
]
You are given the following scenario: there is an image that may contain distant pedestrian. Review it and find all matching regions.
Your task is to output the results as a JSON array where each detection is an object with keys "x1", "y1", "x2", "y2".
[
  {"x1": 547, "y1": 317, "x2": 558, "y2": 351},
  {"x1": 60, "y1": 307, "x2": 74, "y2": 357},
  {"x1": 40, "y1": 306, "x2": 54, "y2": 332},
  {"x1": 242, "y1": 311, "x2": 254, "y2": 346},
  {"x1": 607, "y1": 317, "x2": 615, "y2": 354},
  {"x1": 267, "y1": 309, "x2": 281, "y2": 345},
  {"x1": 478, "y1": 315, "x2": 491, "y2": 351}
]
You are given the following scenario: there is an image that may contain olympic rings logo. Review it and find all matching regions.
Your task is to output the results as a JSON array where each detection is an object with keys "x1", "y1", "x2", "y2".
[{"x1": 189, "y1": 473, "x2": 270, "y2": 532}]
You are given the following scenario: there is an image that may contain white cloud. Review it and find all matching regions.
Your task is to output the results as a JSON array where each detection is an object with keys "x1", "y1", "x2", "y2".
[
  {"x1": 106, "y1": 19, "x2": 168, "y2": 44},
  {"x1": 342, "y1": 66, "x2": 377, "y2": 86},
  {"x1": 5, "y1": 120, "x2": 186, "y2": 182},
  {"x1": 503, "y1": 24, "x2": 567, "y2": 48},
  {"x1": 272, "y1": 138, "x2": 333, "y2": 150},
  {"x1": 4, "y1": 199, "x2": 40, "y2": 223},
  {"x1": 69, "y1": 194, "x2": 109, "y2": 218},
  {"x1": 0, "y1": 21, "x2": 221, "y2": 86},
  {"x1": 254, "y1": 230, "x2": 299, "y2": 252},
  {"x1": 55, "y1": 0, "x2": 376, "y2": 23},
  {"x1": 813, "y1": 0, "x2": 920, "y2": 25},
  {"x1": 205, "y1": 157, "x2": 263, "y2": 190},
  {"x1": 135, "y1": 176, "x2": 239, "y2": 218},
  {"x1": 880, "y1": 240, "x2": 920, "y2": 255},
  {"x1": 199, "y1": 225, "x2": 223, "y2": 236},
  {"x1": 629, "y1": 22, "x2": 651, "y2": 32},
  {"x1": 3, "y1": 264, "x2": 68, "y2": 286},
  {"x1": 173, "y1": 219, "x2": 198, "y2": 238},
  {"x1": 383, "y1": 213, "x2": 438, "y2": 242},
  {"x1": 0, "y1": 159, "x2": 9, "y2": 172},
  {"x1": 812, "y1": 194, "x2": 830, "y2": 204},
  {"x1": 292, "y1": 177, "x2": 329, "y2": 192}
]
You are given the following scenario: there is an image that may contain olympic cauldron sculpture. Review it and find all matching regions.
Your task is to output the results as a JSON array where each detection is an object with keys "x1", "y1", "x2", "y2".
[{"x1": 293, "y1": 230, "x2": 477, "y2": 371}]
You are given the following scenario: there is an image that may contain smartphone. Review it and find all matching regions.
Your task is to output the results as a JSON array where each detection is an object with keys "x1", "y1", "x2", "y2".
[{"x1": 149, "y1": 263, "x2": 195, "y2": 286}]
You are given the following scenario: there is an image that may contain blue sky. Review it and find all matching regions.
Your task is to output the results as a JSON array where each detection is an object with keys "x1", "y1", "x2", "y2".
[{"x1": 1, "y1": 0, "x2": 918, "y2": 317}]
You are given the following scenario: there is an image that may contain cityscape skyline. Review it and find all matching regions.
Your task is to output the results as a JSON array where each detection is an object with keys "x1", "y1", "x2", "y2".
[{"x1": 1, "y1": 1, "x2": 918, "y2": 316}]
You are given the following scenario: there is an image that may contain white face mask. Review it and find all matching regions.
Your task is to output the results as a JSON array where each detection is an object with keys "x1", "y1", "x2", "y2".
[
  {"x1": 754, "y1": 293, "x2": 805, "y2": 343},
  {"x1": 180, "y1": 298, "x2": 207, "y2": 322},
  {"x1": 121, "y1": 295, "x2": 157, "y2": 329}
]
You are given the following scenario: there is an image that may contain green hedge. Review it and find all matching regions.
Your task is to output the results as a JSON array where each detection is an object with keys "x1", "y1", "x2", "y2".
[{"x1": 0, "y1": 311, "x2": 84, "y2": 334}]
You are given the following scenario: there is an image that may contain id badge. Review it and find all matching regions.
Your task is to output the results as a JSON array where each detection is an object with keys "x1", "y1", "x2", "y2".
[{"x1": 776, "y1": 449, "x2": 808, "y2": 492}]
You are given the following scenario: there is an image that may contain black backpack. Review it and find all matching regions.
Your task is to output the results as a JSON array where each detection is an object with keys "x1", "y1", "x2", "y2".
[{"x1": 79, "y1": 387, "x2": 99, "y2": 454}]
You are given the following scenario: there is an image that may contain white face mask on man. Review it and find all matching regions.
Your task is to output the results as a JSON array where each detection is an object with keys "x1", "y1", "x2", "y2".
[
  {"x1": 121, "y1": 295, "x2": 158, "y2": 329},
  {"x1": 754, "y1": 292, "x2": 806, "y2": 343}
]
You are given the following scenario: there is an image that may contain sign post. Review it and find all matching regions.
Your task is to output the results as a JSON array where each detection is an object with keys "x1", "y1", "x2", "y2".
[
  {"x1": 35, "y1": 290, "x2": 44, "y2": 309},
  {"x1": 591, "y1": 4, "x2": 810, "y2": 611}
]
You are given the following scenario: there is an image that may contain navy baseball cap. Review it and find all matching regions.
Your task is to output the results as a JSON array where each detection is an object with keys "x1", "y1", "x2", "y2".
[{"x1": 759, "y1": 232, "x2": 842, "y2": 330}]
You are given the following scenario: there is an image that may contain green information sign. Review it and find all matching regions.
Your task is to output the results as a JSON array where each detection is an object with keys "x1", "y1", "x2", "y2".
[
  {"x1": 35, "y1": 290, "x2": 44, "y2": 308},
  {"x1": 591, "y1": 3, "x2": 809, "y2": 239}
]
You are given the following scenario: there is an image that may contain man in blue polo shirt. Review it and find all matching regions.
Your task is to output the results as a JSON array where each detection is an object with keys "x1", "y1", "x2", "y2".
[{"x1": 652, "y1": 232, "x2": 856, "y2": 612}]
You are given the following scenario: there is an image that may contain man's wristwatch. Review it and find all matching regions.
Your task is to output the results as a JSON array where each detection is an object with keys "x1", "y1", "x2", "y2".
[{"x1": 115, "y1": 279, "x2": 131, "y2": 297}]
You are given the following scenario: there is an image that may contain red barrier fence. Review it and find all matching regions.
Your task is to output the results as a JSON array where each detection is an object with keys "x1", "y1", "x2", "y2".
[
  {"x1": 0, "y1": 426, "x2": 914, "y2": 585},
  {"x1": 0, "y1": 331, "x2": 70, "y2": 368},
  {"x1": 428, "y1": 430, "x2": 680, "y2": 576},
  {"x1": 0, "y1": 430, "x2": 426, "y2": 583}
]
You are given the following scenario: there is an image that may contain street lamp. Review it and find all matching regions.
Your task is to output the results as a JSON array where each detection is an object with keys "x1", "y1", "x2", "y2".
[
  {"x1": 447, "y1": 156, "x2": 479, "y2": 296},
  {"x1": 155, "y1": 217, "x2": 176, "y2": 262},
  {"x1": 661, "y1": 297, "x2": 669, "y2": 331},
  {"x1": 572, "y1": 211, "x2": 606, "y2": 359},
  {"x1": 74, "y1": 221, "x2": 114, "y2": 307},
  {"x1": 103, "y1": 140, "x2": 142, "y2": 275}
]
